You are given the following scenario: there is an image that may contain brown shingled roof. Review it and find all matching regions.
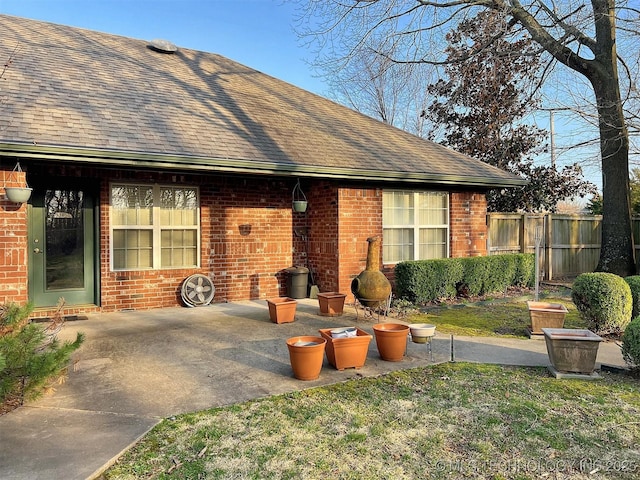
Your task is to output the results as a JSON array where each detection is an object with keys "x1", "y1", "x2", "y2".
[{"x1": 0, "y1": 14, "x2": 525, "y2": 188}]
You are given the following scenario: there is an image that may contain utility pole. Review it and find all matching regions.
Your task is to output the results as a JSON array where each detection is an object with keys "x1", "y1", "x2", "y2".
[{"x1": 550, "y1": 110, "x2": 556, "y2": 168}]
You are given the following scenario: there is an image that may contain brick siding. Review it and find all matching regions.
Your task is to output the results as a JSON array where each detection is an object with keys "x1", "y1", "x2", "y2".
[
  {"x1": 0, "y1": 168, "x2": 29, "y2": 305},
  {"x1": 449, "y1": 191, "x2": 489, "y2": 257},
  {"x1": 0, "y1": 165, "x2": 490, "y2": 317}
]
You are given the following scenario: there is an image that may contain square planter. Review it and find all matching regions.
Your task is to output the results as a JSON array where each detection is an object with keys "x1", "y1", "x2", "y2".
[
  {"x1": 318, "y1": 327, "x2": 372, "y2": 370},
  {"x1": 542, "y1": 328, "x2": 603, "y2": 375},
  {"x1": 317, "y1": 292, "x2": 347, "y2": 317},
  {"x1": 266, "y1": 297, "x2": 297, "y2": 324},
  {"x1": 527, "y1": 301, "x2": 568, "y2": 334}
]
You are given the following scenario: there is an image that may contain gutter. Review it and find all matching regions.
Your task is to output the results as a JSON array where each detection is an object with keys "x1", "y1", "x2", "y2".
[{"x1": 0, "y1": 142, "x2": 528, "y2": 188}]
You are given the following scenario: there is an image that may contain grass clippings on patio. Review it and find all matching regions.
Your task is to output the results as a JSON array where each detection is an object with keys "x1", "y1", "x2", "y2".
[{"x1": 103, "y1": 363, "x2": 640, "y2": 480}]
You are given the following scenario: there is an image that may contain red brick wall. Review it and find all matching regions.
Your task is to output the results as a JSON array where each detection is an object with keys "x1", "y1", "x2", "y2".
[
  {"x1": 337, "y1": 186, "x2": 383, "y2": 303},
  {"x1": 449, "y1": 191, "x2": 488, "y2": 257},
  {"x1": 0, "y1": 168, "x2": 29, "y2": 305},
  {"x1": 0, "y1": 162, "x2": 490, "y2": 316},
  {"x1": 100, "y1": 175, "x2": 297, "y2": 310},
  {"x1": 307, "y1": 181, "x2": 339, "y2": 293},
  {"x1": 202, "y1": 178, "x2": 295, "y2": 302}
]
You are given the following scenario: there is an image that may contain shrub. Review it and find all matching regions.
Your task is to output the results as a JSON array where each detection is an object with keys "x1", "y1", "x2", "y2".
[
  {"x1": 459, "y1": 257, "x2": 491, "y2": 296},
  {"x1": 394, "y1": 254, "x2": 534, "y2": 303},
  {"x1": 621, "y1": 317, "x2": 640, "y2": 370},
  {"x1": 0, "y1": 301, "x2": 84, "y2": 412},
  {"x1": 513, "y1": 254, "x2": 536, "y2": 287},
  {"x1": 485, "y1": 254, "x2": 517, "y2": 293},
  {"x1": 395, "y1": 258, "x2": 463, "y2": 303},
  {"x1": 624, "y1": 275, "x2": 640, "y2": 319},
  {"x1": 571, "y1": 273, "x2": 632, "y2": 335},
  {"x1": 459, "y1": 255, "x2": 522, "y2": 296}
]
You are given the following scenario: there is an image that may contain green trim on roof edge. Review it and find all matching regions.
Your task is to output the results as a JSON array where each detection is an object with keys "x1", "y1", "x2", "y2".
[{"x1": 0, "y1": 143, "x2": 527, "y2": 188}]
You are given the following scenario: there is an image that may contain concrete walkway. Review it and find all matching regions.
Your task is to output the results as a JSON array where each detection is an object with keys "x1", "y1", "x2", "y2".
[{"x1": 0, "y1": 299, "x2": 626, "y2": 480}]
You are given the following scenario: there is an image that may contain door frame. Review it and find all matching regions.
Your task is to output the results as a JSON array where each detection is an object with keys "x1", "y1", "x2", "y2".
[{"x1": 27, "y1": 176, "x2": 101, "y2": 308}]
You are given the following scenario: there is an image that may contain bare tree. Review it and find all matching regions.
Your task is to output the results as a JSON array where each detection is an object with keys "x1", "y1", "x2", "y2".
[
  {"x1": 297, "y1": 0, "x2": 640, "y2": 276},
  {"x1": 324, "y1": 46, "x2": 434, "y2": 137}
]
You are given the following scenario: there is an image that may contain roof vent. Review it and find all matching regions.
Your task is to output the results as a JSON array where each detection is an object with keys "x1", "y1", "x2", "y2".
[{"x1": 148, "y1": 39, "x2": 178, "y2": 54}]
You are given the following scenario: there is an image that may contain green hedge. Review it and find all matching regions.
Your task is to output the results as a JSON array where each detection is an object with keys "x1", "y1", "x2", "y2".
[{"x1": 395, "y1": 253, "x2": 534, "y2": 304}]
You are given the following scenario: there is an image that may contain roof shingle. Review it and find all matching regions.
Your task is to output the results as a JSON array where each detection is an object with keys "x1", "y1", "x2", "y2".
[{"x1": 0, "y1": 14, "x2": 525, "y2": 187}]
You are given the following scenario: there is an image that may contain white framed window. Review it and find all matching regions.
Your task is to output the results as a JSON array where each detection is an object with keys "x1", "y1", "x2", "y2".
[
  {"x1": 383, "y1": 190, "x2": 449, "y2": 263},
  {"x1": 110, "y1": 184, "x2": 200, "y2": 270}
]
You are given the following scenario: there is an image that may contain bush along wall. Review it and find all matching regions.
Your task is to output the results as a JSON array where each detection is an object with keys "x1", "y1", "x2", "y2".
[{"x1": 394, "y1": 253, "x2": 534, "y2": 304}]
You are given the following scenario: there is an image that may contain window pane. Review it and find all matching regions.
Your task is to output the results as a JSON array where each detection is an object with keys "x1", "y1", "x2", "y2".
[
  {"x1": 184, "y1": 247, "x2": 196, "y2": 265},
  {"x1": 160, "y1": 228, "x2": 198, "y2": 267},
  {"x1": 113, "y1": 230, "x2": 124, "y2": 249},
  {"x1": 113, "y1": 229, "x2": 153, "y2": 269},
  {"x1": 419, "y1": 228, "x2": 447, "y2": 259},
  {"x1": 160, "y1": 187, "x2": 198, "y2": 226},
  {"x1": 112, "y1": 185, "x2": 153, "y2": 226},
  {"x1": 383, "y1": 191, "x2": 413, "y2": 225},
  {"x1": 383, "y1": 228, "x2": 413, "y2": 263},
  {"x1": 113, "y1": 249, "x2": 125, "y2": 270},
  {"x1": 418, "y1": 192, "x2": 448, "y2": 225}
]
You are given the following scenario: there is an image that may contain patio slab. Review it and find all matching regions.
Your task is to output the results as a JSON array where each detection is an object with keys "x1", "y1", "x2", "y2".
[{"x1": 0, "y1": 299, "x2": 627, "y2": 479}]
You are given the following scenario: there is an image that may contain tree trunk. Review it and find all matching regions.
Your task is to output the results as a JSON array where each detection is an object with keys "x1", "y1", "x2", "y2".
[
  {"x1": 591, "y1": 0, "x2": 635, "y2": 276},
  {"x1": 593, "y1": 81, "x2": 635, "y2": 276}
]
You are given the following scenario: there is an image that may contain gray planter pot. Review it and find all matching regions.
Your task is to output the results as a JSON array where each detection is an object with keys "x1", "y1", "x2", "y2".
[{"x1": 542, "y1": 328, "x2": 603, "y2": 374}]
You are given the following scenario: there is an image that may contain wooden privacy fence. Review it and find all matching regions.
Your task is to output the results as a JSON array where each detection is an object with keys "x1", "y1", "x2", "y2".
[{"x1": 486, "y1": 213, "x2": 618, "y2": 280}]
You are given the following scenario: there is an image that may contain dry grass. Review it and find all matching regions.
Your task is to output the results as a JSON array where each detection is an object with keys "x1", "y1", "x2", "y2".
[{"x1": 103, "y1": 363, "x2": 640, "y2": 480}]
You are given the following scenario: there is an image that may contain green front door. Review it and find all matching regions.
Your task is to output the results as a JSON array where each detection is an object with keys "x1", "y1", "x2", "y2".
[{"x1": 28, "y1": 184, "x2": 97, "y2": 307}]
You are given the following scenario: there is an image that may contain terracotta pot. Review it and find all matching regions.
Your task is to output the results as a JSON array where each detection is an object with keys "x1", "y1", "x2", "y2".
[
  {"x1": 317, "y1": 292, "x2": 347, "y2": 316},
  {"x1": 266, "y1": 297, "x2": 297, "y2": 324},
  {"x1": 527, "y1": 301, "x2": 568, "y2": 334},
  {"x1": 318, "y1": 327, "x2": 372, "y2": 370},
  {"x1": 372, "y1": 323, "x2": 409, "y2": 362},
  {"x1": 542, "y1": 328, "x2": 603, "y2": 375},
  {"x1": 286, "y1": 336, "x2": 327, "y2": 380}
]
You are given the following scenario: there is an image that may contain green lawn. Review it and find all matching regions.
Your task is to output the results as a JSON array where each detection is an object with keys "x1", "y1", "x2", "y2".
[
  {"x1": 103, "y1": 363, "x2": 640, "y2": 480},
  {"x1": 407, "y1": 295, "x2": 583, "y2": 338}
]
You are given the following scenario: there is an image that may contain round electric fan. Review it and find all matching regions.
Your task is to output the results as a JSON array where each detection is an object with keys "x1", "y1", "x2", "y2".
[{"x1": 181, "y1": 274, "x2": 215, "y2": 307}]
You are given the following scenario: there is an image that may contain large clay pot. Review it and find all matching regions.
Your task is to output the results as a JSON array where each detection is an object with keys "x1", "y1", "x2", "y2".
[
  {"x1": 372, "y1": 323, "x2": 409, "y2": 362},
  {"x1": 351, "y1": 236, "x2": 392, "y2": 308},
  {"x1": 286, "y1": 336, "x2": 327, "y2": 380}
]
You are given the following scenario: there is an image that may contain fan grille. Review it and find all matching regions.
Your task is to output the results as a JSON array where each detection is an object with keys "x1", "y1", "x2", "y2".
[{"x1": 181, "y1": 274, "x2": 215, "y2": 307}]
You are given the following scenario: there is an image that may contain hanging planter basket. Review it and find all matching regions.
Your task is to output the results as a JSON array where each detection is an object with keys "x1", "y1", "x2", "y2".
[
  {"x1": 292, "y1": 179, "x2": 308, "y2": 213},
  {"x1": 5, "y1": 187, "x2": 33, "y2": 203},
  {"x1": 3, "y1": 162, "x2": 32, "y2": 203}
]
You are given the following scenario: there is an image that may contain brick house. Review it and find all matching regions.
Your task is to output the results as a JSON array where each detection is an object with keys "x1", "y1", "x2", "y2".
[{"x1": 0, "y1": 15, "x2": 525, "y2": 318}]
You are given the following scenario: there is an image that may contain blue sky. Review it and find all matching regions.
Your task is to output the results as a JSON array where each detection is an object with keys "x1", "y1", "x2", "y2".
[
  {"x1": 0, "y1": 0, "x2": 327, "y2": 94},
  {"x1": 0, "y1": 0, "x2": 603, "y2": 194}
]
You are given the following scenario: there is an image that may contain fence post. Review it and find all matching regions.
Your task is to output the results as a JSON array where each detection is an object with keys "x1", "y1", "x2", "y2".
[
  {"x1": 520, "y1": 214, "x2": 526, "y2": 253},
  {"x1": 545, "y1": 214, "x2": 552, "y2": 280}
]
